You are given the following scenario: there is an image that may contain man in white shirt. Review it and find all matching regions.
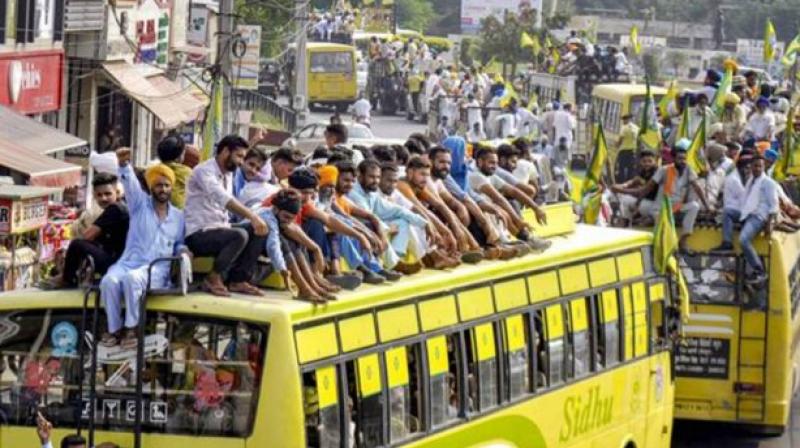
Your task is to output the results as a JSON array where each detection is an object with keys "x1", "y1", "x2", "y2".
[
  {"x1": 351, "y1": 93, "x2": 371, "y2": 122},
  {"x1": 714, "y1": 154, "x2": 752, "y2": 253},
  {"x1": 465, "y1": 93, "x2": 483, "y2": 132},
  {"x1": 467, "y1": 121, "x2": 487, "y2": 144},
  {"x1": 745, "y1": 97, "x2": 776, "y2": 142},
  {"x1": 515, "y1": 105, "x2": 539, "y2": 138},
  {"x1": 732, "y1": 155, "x2": 778, "y2": 283},
  {"x1": 552, "y1": 103, "x2": 576, "y2": 160}
]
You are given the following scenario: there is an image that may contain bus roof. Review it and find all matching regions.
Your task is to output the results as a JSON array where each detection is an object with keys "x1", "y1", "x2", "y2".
[
  {"x1": 592, "y1": 83, "x2": 667, "y2": 99},
  {"x1": 0, "y1": 225, "x2": 652, "y2": 325},
  {"x1": 304, "y1": 42, "x2": 356, "y2": 51}
]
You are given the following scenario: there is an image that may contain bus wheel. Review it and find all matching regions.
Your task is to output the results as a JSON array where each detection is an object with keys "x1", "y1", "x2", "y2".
[
  {"x1": 753, "y1": 424, "x2": 785, "y2": 437},
  {"x1": 335, "y1": 102, "x2": 348, "y2": 113}
]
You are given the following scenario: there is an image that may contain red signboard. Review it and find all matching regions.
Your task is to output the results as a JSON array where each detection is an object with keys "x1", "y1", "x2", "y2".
[{"x1": 0, "y1": 50, "x2": 64, "y2": 114}]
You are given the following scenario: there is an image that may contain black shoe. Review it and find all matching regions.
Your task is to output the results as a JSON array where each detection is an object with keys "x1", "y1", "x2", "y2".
[
  {"x1": 379, "y1": 269, "x2": 402, "y2": 281},
  {"x1": 746, "y1": 273, "x2": 767, "y2": 285},
  {"x1": 711, "y1": 242, "x2": 734, "y2": 253},
  {"x1": 360, "y1": 269, "x2": 386, "y2": 285},
  {"x1": 326, "y1": 274, "x2": 362, "y2": 290}
]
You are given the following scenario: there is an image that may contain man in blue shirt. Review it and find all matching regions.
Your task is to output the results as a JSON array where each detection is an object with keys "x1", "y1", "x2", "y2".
[{"x1": 100, "y1": 148, "x2": 188, "y2": 348}]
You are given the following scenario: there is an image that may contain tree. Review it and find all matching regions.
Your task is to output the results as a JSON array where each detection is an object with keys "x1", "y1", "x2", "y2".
[
  {"x1": 642, "y1": 49, "x2": 662, "y2": 82},
  {"x1": 477, "y1": 9, "x2": 548, "y2": 77},
  {"x1": 236, "y1": 0, "x2": 295, "y2": 57},
  {"x1": 665, "y1": 51, "x2": 689, "y2": 78},
  {"x1": 396, "y1": 0, "x2": 435, "y2": 32}
]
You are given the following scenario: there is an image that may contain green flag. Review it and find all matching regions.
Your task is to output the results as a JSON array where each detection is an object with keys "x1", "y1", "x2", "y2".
[
  {"x1": 764, "y1": 19, "x2": 777, "y2": 63},
  {"x1": 676, "y1": 97, "x2": 690, "y2": 141},
  {"x1": 653, "y1": 196, "x2": 691, "y2": 323},
  {"x1": 639, "y1": 78, "x2": 662, "y2": 151},
  {"x1": 711, "y1": 67, "x2": 733, "y2": 118},
  {"x1": 782, "y1": 34, "x2": 800, "y2": 66},
  {"x1": 201, "y1": 76, "x2": 223, "y2": 161},
  {"x1": 775, "y1": 107, "x2": 796, "y2": 181},
  {"x1": 583, "y1": 123, "x2": 608, "y2": 194}
]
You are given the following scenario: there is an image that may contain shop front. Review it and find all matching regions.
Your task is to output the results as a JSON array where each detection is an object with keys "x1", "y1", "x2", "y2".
[{"x1": 0, "y1": 49, "x2": 64, "y2": 117}]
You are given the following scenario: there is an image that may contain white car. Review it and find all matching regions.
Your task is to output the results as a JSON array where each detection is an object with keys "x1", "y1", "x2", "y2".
[{"x1": 282, "y1": 122, "x2": 405, "y2": 154}]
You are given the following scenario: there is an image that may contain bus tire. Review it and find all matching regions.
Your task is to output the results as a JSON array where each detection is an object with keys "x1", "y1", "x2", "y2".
[
  {"x1": 335, "y1": 102, "x2": 348, "y2": 113},
  {"x1": 752, "y1": 424, "x2": 785, "y2": 437}
]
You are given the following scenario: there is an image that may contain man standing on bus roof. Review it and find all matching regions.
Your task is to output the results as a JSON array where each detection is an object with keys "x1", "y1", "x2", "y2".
[
  {"x1": 184, "y1": 135, "x2": 268, "y2": 297},
  {"x1": 100, "y1": 148, "x2": 187, "y2": 348},
  {"x1": 617, "y1": 114, "x2": 639, "y2": 153}
]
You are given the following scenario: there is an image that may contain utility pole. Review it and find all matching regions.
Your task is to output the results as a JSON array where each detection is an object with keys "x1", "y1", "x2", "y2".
[
  {"x1": 294, "y1": 0, "x2": 309, "y2": 126},
  {"x1": 218, "y1": 0, "x2": 235, "y2": 134}
]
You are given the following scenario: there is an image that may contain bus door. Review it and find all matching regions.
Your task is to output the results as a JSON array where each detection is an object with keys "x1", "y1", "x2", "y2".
[{"x1": 674, "y1": 252, "x2": 754, "y2": 422}]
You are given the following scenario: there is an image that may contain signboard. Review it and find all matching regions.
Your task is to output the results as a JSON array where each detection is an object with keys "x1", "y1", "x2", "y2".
[
  {"x1": 64, "y1": 0, "x2": 105, "y2": 31},
  {"x1": 0, "y1": 50, "x2": 64, "y2": 114},
  {"x1": 675, "y1": 337, "x2": 730, "y2": 379},
  {"x1": 619, "y1": 35, "x2": 667, "y2": 50},
  {"x1": 460, "y1": 0, "x2": 540, "y2": 34},
  {"x1": 0, "y1": 196, "x2": 49, "y2": 235},
  {"x1": 233, "y1": 25, "x2": 261, "y2": 90},
  {"x1": 187, "y1": 3, "x2": 210, "y2": 47},
  {"x1": 737, "y1": 38, "x2": 785, "y2": 67}
]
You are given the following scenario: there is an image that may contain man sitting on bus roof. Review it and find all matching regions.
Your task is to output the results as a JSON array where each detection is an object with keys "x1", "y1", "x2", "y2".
[
  {"x1": 184, "y1": 135, "x2": 269, "y2": 297},
  {"x1": 468, "y1": 145, "x2": 551, "y2": 251},
  {"x1": 610, "y1": 149, "x2": 658, "y2": 227},
  {"x1": 635, "y1": 139, "x2": 711, "y2": 252},
  {"x1": 45, "y1": 173, "x2": 130, "y2": 289},
  {"x1": 348, "y1": 159, "x2": 433, "y2": 275},
  {"x1": 100, "y1": 149, "x2": 187, "y2": 348}
]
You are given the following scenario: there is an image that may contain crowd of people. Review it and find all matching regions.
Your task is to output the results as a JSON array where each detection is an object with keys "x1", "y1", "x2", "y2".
[{"x1": 45, "y1": 123, "x2": 554, "y2": 348}]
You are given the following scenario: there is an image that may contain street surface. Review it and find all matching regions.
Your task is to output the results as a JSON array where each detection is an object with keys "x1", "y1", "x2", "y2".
[
  {"x1": 672, "y1": 390, "x2": 800, "y2": 447},
  {"x1": 305, "y1": 107, "x2": 427, "y2": 140}
]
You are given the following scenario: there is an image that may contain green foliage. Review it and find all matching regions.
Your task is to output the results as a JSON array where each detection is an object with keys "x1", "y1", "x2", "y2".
[
  {"x1": 476, "y1": 9, "x2": 548, "y2": 74},
  {"x1": 396, "y1": 0, "x2": 435, "y2": 33},
  {"x1": 235, "y1": 0, "x2": 295, "y2": 57},
  {"x1": 642, "y1": 49, "x2": 661, "y2": 82}
]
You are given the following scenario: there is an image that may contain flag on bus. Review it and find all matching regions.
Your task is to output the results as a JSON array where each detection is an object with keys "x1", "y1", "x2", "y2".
[
  {"x1": 520, "y1": 31, "x2": 534, "y2": 49},
  {"x1": 711, "y1": 67, "x2": 733, "y2": 117},
  {"x1": 775, "y1": 106, "x2": 796, "y2": 181},
  {"x1": 583, "y1": 123, "x2": 608, "y2": 194},
  {"x1": 583, "y1": 189, "x2": 604, "y2": 225},
  {"x1": 686, "y1": 114, "x2": 708, "y2": 175},
  {"x1": 653, "y1": 196, "x2": 691, "y2": 323},
  {"x1": 782, "y1": 34, "x2": 800, "y2": 66},
  {"x1": 764, "y1": 18, "x2": 777, "y2": 63},
  {"x1": 639, "y1": 78, "x2": 661, "y2": 151},
  {"x1": 630, "y1": 25, "x2": 641, "y2": 55},
  {"x1": 676, "y1": 96, "x2": 690, "y2": 141},
  {"x1": 658, "y1": 80, "x2": 678, "y2": 119},
  {"x1": 201, "y1": 75, "x2": 223, "y2": 161}
]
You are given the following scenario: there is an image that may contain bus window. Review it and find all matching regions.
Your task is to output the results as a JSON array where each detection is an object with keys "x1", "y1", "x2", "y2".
[
  {"x1": 345, "y1": 354, "x2": 384, "y2": 447},
  {"x1": 568, "y1": 298, "x2": 592, "y2": 377},
  {"x1": 622, "y1": 286, "x2": 634, "y2": 361},
  {"x1": 0, "y1": 309, "x2": 267, "y2": 438},
  {"x1": 503, "y1": 314, "x2": 530, "y2": 400},
  {"x1": 632, "y1": 283, "x2": 649, "y2": 357},
  {"x1": 466, "y1": 323, "x2": 499, "y2": 412},
  {"x1": 650, "y1": 281, "x2": 667, "y2": 349},
  {"x1": 384, "y1": 345, "x2": 424, "y2": 443},
  {"x1": 598, "y1": 290, "x2": 621, "y2": 367},
  {"x1": 427, "y1": 334, "x2": 461, "y2": 428},
  {"x1": 533, "y1": 310, "x2": 547, "y2": 389},
  {"x1": 310, "y1": 51, "x2": 354, "y2": 74},
  {"x1": 303, "y1": 366, "x2": 342, "y2": 448},
  {"x1": 544, "y1": 304, "x2": 566, "y2": 386}
]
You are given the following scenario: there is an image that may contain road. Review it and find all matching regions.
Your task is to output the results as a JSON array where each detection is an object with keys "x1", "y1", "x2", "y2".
[
  {"x1": 672, "y1": 390, "x2": 800, "y2": 447},
  {"x1": 305, "y1": 109, "x2": 427, "y2": 140}
]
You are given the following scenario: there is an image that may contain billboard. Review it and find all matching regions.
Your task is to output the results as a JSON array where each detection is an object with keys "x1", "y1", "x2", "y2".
[
  {"x1": 461, "y1": 0, "x2": 542, "y2": 34},
  {"x1": 233, "y1": 25, "x2": 261, "y2": 90}
]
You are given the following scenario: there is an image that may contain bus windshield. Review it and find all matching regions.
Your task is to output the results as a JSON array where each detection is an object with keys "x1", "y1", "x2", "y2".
[
  {"x1": 0, "y1": 308, "x2": 267, "y2": 437},
  {"x1": 310, "y1": 51, "x2": 353, "y2": 74}
]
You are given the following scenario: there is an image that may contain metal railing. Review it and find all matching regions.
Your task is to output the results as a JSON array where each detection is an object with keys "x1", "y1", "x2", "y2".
[{"x1": 233, "y1": 89, "x2": 298, "y2": 132}]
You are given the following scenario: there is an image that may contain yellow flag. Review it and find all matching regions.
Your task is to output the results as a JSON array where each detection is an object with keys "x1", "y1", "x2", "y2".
[
  {"x1": 583, "y1": 189, "x2": 603, "y2": 225},
  {"x1": 201, "y1": 76, "x2": 223, "y2": 161},
  {"x1": 764, "y1": 19, "x2": 777, "y2": 63},
  {"x1": 686, "y1": 115, "x2": 707, "y2": 174},
  {"x1": 583, "y1": 123, "x2": 608, "y2": 194},
  {"x1": 566, "y1": 168, "x2": 584, "y2": 204},
  {"x1": 782, "y1": 34, "x2": 800, "y2": 66},
  {"x1": 549, "y1": 47, "x2": 561, "y2": 74},
  {"x1": 775, "y1": 105, "x2": 796, "y2": 181},
  {"x1": 658, "y1": 80, "x2": 678, "y2": 118},
  {"x1": 520, "y1": 31, "x2": 534, "y2": 48},
  {"x1": 630, "y1": 25, "x2": 641, "y2": 55}
]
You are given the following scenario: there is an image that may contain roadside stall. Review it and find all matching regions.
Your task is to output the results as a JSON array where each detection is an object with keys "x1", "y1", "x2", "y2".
[{"x1": 0, "y1": 186, "x2": 60, "y2": 291}]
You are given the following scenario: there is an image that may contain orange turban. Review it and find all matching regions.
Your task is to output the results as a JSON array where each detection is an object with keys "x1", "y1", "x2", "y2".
[
  {"x1": 145, "y1": 163, "x2": 176, "y2": 189},
  {"x1": 755, "y1": 141, "x2": 771, "y2": 155},
  {"x1": 317, "y1": 165, "x2": 339, "y2": 187}
]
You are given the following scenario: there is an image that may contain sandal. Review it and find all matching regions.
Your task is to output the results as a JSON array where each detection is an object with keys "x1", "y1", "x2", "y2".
[
  {"x1": 228, "y1": 282, "x2": 265, "y2": 297},
  {"x1": 202, "y1": 278, "x2": 231, "y2": 297},
  {"x1": 100, "y1": 332, "x2": 119, "y2": 348}
]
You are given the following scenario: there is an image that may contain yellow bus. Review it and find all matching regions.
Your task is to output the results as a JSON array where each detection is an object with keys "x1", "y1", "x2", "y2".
[
  {"x1": 0, "y1": 207, "x2": 679, "y2": 447},
  {"x1": 591, "y1": 84, "x2": 666, "y2": 181},
  {"x1": 674, "y1": 226, "x2": 800, "y2": 434},
  {"x1": 306, "y1": 42, "x2": 358, "y2": 112}
]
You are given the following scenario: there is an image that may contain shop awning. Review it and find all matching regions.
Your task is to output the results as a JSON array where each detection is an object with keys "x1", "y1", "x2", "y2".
[
  {"x1": 0, "y1": 139, "x2": 82, "y2": 187},
  {"x1": 0, "y1": 106, "x2": 87, "y2": 155},
  {"x1": 0, "y1": 106, "x2": 84, "y2": 188},
  {"x1": 101, "y1": 61, "x2": 208, "y2": 129}
]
